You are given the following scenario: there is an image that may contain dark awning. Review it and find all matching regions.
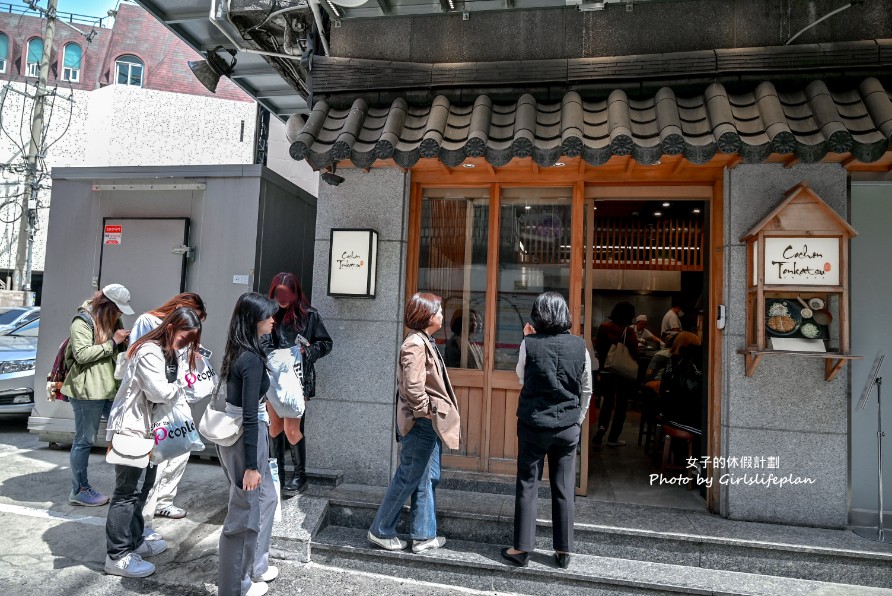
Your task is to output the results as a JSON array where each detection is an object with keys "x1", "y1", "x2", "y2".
[{"x1": 289, "y1": 78, "x2": 892, "y2": 170}]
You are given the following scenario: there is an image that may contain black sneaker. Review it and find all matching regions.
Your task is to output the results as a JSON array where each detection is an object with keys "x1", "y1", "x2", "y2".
[{"x1": 282, "y1": 474, "x2": 308, "y2": 494}]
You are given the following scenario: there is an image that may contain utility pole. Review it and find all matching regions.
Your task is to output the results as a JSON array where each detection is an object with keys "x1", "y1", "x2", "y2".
[{"x1": 13, "y1": 0, "x2": 57, "y2": 299}]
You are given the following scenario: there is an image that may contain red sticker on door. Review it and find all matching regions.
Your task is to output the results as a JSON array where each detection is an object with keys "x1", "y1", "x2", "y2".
[{"x1": 104, "y1": 225, "x2": 122, "y2": 245}]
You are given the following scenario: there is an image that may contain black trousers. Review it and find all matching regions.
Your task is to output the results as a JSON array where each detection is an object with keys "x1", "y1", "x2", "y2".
[
  {"x1": 513, "y1": 421, "x2": 580, "y2": 553},
  {"x1": 597, "y1": 372, "x2": 633, "y2": 442},
  {"x1": 106, "y1": 463, "x2": 157, "y2": 559}
]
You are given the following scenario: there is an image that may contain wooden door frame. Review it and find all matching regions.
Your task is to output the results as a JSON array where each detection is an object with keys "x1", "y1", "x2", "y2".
[{"x1": 407, "y1": 157, "x2": 725, "y2": 511}]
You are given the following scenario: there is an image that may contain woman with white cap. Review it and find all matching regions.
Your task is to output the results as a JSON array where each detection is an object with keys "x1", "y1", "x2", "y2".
[{"x1": 62, "y1": 283, "x2": 133, "y2": 507}]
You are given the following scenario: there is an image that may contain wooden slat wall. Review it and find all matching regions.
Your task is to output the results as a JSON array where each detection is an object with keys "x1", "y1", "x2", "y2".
[{"x1": 591, "y1": 216, "x2": 704, "y2": 271}]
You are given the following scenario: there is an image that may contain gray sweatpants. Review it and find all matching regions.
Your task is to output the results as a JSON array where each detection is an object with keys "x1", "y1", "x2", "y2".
[{"x1": 216, "y1": 428, "x2": 276, "y2": 596}]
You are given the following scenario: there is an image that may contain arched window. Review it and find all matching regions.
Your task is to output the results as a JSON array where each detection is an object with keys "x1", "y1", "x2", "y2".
[
  {"x1": 0, "y1": 33, "x2": 8, "y2": 74},
  {"x1": 26, "y1": 38, "x2": 43, "y2": 77},
  {"x1": 114, "y1": 54, "x2": 143, "y2": 87},
  {"x1": 62, "y1": 43, "x2": 82, "y2": 82}
]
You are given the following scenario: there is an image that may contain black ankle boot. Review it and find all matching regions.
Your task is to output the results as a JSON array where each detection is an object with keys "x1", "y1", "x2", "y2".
[
  {"x1": 500, "y1": 547, "x2": 529, "y2": 567},
  {"x1": 283, "y1": 473, "x2": 308, "y2": 494}
]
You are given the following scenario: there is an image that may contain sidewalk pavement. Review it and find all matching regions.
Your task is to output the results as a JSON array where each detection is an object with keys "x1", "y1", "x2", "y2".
[{"x1": 0, "y1": 419, "x2": 504, "y2": 596}]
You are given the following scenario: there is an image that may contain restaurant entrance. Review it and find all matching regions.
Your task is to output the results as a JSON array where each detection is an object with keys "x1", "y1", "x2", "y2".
[
  {"x1": 409, "y1": 178, "x2": 719, "y2": 506},
  {"x1": 581, "y1": 191, "x2": 710, "y2": 508}
]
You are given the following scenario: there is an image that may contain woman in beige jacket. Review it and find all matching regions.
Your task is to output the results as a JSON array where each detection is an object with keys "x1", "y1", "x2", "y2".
[{"x1": 368, "y1": 292, "x2": 460, "y2": 554}]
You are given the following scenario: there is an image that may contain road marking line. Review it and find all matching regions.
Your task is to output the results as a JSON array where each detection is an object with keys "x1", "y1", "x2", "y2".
[
  {"x1": 0, "y1": 444, "x2": 41, "y2": 458},
  {"x1": 0, "y1": 502, "x2": 106, "y2": 526}
]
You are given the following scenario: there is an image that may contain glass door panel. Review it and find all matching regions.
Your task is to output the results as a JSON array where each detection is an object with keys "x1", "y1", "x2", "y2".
[
  {"x1": 494, "y1": 188, "x2": 574, "y2": 369},
  {"x1": 489, "y1": 187, "x2": 574, "y2": 474},
  {"x1": 416, "y1": 188, "x2": 489, "y2": 466}
]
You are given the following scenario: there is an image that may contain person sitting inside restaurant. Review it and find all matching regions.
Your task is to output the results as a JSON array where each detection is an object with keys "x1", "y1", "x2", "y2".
[
  {"x1": 657, "y1": 331, "x2": 703, "y2": 431},
  {"x1": 634, "y1": 315, "x2": 664, "y2": 350}
]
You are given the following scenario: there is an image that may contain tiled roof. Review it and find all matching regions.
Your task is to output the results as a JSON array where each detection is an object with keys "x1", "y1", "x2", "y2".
[{"x1": 289, "y1": 78, "x2": 892, "y2": 170}]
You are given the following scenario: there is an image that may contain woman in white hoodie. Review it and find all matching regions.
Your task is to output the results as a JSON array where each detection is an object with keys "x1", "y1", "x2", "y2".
[
  {"x1": 103, "y1": 307, "x2": 202, "y2": 579},
  {"x1": 130, "y1": 293, "x2": 206, "y2": 535}
]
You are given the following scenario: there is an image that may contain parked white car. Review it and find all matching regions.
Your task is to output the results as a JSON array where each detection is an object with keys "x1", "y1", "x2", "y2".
[
  {"x1": 0, "y1": 307, "x2": 40, "y2": 335},
  {"x1": 0, "y1": 318, "x2": 39, "y2": 417}
]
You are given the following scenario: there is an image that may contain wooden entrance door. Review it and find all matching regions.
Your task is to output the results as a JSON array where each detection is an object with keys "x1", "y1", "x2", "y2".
[{"x1": 411, "y1": 185, "x2": 586, "y2": 488}]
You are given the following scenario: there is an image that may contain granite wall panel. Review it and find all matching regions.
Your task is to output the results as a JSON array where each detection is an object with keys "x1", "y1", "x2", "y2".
[{"x1": 721, "y1": 162, "x2": 849, "y2": 528}]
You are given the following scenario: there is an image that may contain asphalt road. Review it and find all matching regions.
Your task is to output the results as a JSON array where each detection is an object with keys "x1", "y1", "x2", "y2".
[{"x1": 0, "y1": 416, "x2": 509, "y2": 596}]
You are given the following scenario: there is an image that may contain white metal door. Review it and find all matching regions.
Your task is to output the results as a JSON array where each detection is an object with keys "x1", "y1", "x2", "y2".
[{"x1": 98, "y1": 218, "x2": 189, "y2": 317}]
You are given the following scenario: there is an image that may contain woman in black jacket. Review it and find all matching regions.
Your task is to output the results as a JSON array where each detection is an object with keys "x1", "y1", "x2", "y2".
[
  {"x1": 266, "y1": 272, "x2": 333, "y2": 494},
  {"x1": 593, "y1": 301, "x2": 639, "y2": 447}
]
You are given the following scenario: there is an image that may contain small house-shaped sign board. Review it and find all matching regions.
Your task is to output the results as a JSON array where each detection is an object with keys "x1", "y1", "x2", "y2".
[{"x1": 739, "y1": 182, "x2": 860, "y2": 381}]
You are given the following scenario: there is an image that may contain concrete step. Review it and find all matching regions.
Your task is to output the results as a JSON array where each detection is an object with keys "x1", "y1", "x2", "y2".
[
  {"x1": 310, "y1": 525, "x2": 892, "y2": 596},
  {"x1": 299, "y1": 484, "x2": 892, "y2": 588},
  {"x1": 439, "y1": 469, "x2": 552, "y2": 499}
]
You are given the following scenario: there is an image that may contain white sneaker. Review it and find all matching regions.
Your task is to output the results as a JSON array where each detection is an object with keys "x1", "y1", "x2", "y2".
[
  {"x1": 143, "y1": 527, "x2": 162, "y2": 541},
  {"x1": 134, "y1": 538, "x2": 168, "y2": 557},
  {"x1": 104, "y1": 553, "x2": 155, "y2": 578},
  {"x1": 252, "y1": 565, "x2": 279, "y2": 582},
  {"x1": 245, "y1": 581, "x2": 269, "y2": 596},
  {"x1": 367, "y1": 531, "x2": 408, "y2": 551},
  {"x1": 412, "y1": 536, "x2": 446, "y2": 553}
]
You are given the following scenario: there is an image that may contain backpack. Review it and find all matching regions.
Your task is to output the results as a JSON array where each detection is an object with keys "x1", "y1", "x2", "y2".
[{"x1": 46, "y1": 313, "x2": 93, "y2": 402}]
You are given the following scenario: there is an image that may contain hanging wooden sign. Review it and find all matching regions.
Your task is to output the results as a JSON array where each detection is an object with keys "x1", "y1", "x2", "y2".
[{"x1": 763, "y1": 237, "x2": 839, "y2": 286}]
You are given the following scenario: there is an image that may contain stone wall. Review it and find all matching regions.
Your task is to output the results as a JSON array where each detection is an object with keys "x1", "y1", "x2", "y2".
[
  {"x1": 308, "y1": 168, "x2": 409, "y2": 486},
  {"x1": 722, "y1": 163, "x2": 848, "y2": 528}
]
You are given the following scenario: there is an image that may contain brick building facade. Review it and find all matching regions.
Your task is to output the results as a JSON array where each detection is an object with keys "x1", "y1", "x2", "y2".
[{"x1": 0, "y1": 2, "x2": 248, "y2": 101}]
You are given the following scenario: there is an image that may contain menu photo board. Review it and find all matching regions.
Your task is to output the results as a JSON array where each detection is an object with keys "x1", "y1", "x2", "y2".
[
  {"x1": 328, "y1": 228, "x2": 378, "y2": 298},
  {"x1": 763, "y1": 237, "x2": 839, "y2": 286}
]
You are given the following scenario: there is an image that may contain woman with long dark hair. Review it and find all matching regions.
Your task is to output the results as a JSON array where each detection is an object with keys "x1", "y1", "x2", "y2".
[
  {"x1": 265, "y1": 272, "x2": 332, "y2": 495},
  {"x1": 501, "y1": 292, "x2": 592, "y2": 568},
  {"x1": 593, "y1": 301, "x2": 639, "y2": 447},
  {"x1": 63, "y1": 284, "x2": 133, "y2": 507},
  {"x1": 368, "y1": 292, "x2": 460, "y2": 554},
  {"x1": 217, "y1": 292, "x2": 280, "y2": 596},
  {"x1": 103, "y1": 307, "x2": 202, "y2": 578},
  {"x1": 131, "y1": 293, "x2": 207, "y2": 537}
]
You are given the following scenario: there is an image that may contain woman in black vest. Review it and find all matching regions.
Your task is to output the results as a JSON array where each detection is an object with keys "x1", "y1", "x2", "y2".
[{"x1": 501, "y1": 292, "x2": 593, "y2": 569}]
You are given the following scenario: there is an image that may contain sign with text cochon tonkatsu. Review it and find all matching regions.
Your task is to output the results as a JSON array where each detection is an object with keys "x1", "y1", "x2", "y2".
[{"x1": 763, "y1": 237, "x2": 839, "y2": 286}]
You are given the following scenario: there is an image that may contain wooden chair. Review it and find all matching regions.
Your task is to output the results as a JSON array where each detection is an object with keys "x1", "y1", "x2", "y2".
[{"x1": 660, "y1": 422, "x2": 697, "y2": 489}]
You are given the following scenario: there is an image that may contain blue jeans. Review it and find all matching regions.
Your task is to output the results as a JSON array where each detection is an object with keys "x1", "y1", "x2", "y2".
[
  {"x1": 70, "y1": 398, "x2": 113, "y2": 493},
  {"x1": 370, "y1": 418, "x2": 441, "y2": 541}
]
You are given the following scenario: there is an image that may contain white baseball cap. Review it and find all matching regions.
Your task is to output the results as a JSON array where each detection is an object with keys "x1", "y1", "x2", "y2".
[
  {"x1": 635, "y1": 314, "x2": 648, "y2": 322},
  {"x1": 102, "y1": 283, "x2": 134, "y2": 315}
]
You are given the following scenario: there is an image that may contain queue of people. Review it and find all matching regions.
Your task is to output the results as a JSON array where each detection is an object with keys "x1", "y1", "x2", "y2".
[
  {"x1": 61, "y1": 282, "x2": 699, "y2": 590},
  {"x1": 60, "y1": 271, "x2": 330, "y2": 595}
]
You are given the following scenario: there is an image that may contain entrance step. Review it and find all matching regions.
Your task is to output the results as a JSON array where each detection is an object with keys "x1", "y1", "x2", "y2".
[
  {"x1": 440, "y1": 469, "x2": 552, "y2": 499},
  {"x1": 310, "y1": 525, "x2": 891, "y2": 596},
  {"x1": 284, "y1": 484, "x2": 892, "y2": 589}
]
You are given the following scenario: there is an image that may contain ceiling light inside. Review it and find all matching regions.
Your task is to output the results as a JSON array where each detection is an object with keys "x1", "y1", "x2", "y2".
[
  {"x1": 462, "y1": 163, "x2": 475, "y2": 168},
  {"x1": 653, "y1": 211, "x2": 662, "y2": 217},
  {"x1": 693, "y1": 208, "x2": 702, "y2": 214},
  {"x1": 554, "y1": 162, "x2": 566, "y2": 167},
  {"x1": 662, "y1": 202, "x2": 670, "y2": 207}
]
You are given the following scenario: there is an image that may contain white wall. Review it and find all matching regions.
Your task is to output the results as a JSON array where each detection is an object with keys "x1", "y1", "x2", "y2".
[
  {"x1": 0, "y1": 83, "x2": 257, "y2": 272},
  {"x1": 265, "y1": 115, "x2": 318, "y2": 197},
  {"x1": 849, "y1": 181, "x2": 892, "y2": 528}
]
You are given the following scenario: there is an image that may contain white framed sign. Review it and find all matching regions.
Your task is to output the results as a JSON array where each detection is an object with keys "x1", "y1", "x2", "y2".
[
  {"x1": 763, "y1": 237, "x2": 839, "y2": 286},
  {"x1": 328, "y1": 228, "x2": 378, "y2": 298}
]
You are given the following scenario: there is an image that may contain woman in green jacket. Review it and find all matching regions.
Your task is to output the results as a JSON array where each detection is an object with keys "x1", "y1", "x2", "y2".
[{"x1": 63, "y1": 284, "x2": 133, "y2": 507}]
